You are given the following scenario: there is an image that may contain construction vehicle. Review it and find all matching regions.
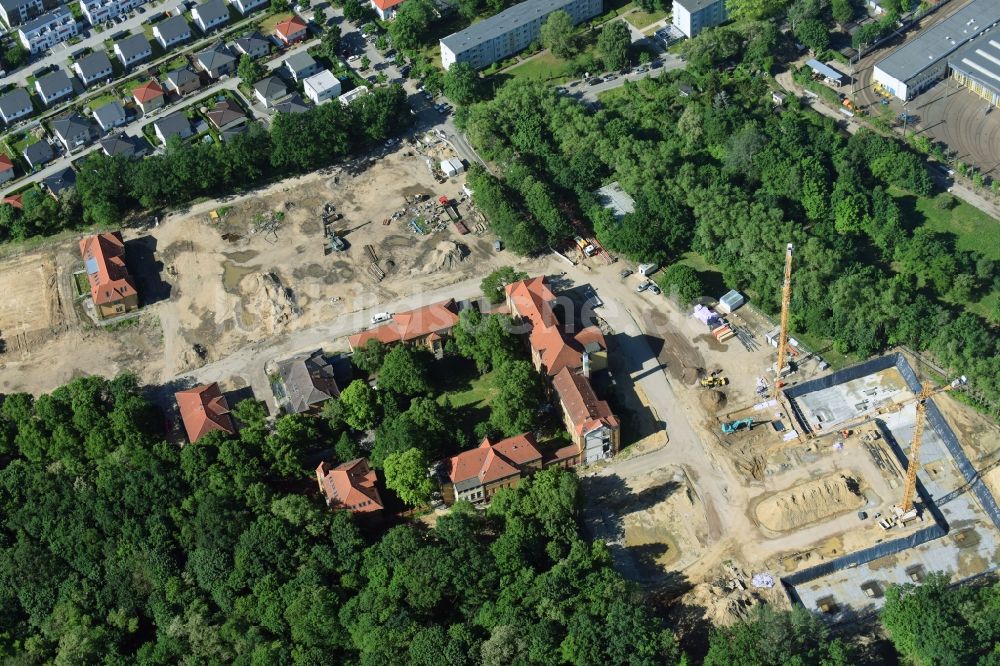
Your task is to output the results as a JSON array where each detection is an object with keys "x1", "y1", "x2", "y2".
[
  {"x1": 722, "y1": 418, "x2": 754, "y2": 434},
  {"x1": 773, "y1": 243, "x2": 794, "y2": 396},
  {"x1": 574, "y1": 236, "x2": 597, "y2": 257},
  {"x1": 700, "y1": 376, "x2": 729, "y2": 387}
]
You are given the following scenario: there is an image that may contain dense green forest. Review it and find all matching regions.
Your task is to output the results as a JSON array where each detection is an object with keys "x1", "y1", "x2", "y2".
[
  {"x1": 2, "y1": 375, "x2": 997, "y2": 663},
  {"x1": 0, "y1": 85, "x2": 411, "y2": 243},
  {"x1": 458, "y1": 48, "x2": 999, "y2": 410}
]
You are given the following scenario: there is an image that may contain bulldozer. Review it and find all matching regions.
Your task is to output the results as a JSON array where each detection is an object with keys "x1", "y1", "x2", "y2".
[{"x1": 700, "y1": 376, "x2": 729, "y2": 387}]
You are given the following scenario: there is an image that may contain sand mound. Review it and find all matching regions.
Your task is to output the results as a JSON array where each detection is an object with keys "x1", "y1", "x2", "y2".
[
  {"x1": 701, "y1": 390, "x2": 727, "y2": 410},
  {"x1": 755, "y1": 475, "x2": 864, "y2": 532},
  {"x1": 421, "y1": 241, "x2": 468, "y2": 272},
  {"x1": 238, "y1": 272, "x2": 300, "y2": 333}
]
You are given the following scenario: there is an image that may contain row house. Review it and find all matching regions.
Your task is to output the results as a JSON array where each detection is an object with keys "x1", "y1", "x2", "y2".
[
  {"x1": 0, "y1": 0, "x2": 42, "y2": 29},
  {"x1": 19, "y1": 7, "x2": 78, "y2": 55},
  {"x1": 79, "y1": 0, "x2": 143, "y2": 26}
]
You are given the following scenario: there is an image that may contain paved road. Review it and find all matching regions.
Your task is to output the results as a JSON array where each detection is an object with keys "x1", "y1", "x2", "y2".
[{"x1": 575, "y1": 54, "x2": 686, "y2": 103}]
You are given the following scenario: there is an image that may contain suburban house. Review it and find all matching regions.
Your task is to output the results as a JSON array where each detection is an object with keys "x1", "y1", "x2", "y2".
[
  {"x1": 153, "y1": 113, "x2": 193, "y2": 143},
  {"x1": 175, "y1": 382, "x2": 236, "y2": 443},
  {"x1": 315, "y1": 458, "x2": 384, "y2": 516},
  {"x1": 132, "y1": 80, "x2": 165, "y2": 112},
  {"x1": 230, "y1": 0, "x2": 268, "y2": 14},
  {"x1": 232, "y1": 31, "x2": 269, "y2": 58},
  {"x1": 22, "y1": 139, "x2": 54, "y2": 169},
  {"x1": 303, "y1": 69, "x2": 341, "y2": 105},
  {"x1": 164, "y1": 66, "x2": 201, "y2": 95},
  {"x1": 51, "y1": 113, "x2": 95, "y2": 151},
  {"x1": 347, "y1": 299, "x2": 460, "y2": 357},
  {"x1": 206, "y1": 99, "x2": 246, "y2": 131},
  {"x1": 18, "y1": 7, "x2": 77, "y2": 54},
  {"x1": 114, "y1": 34, "x2": 153, "y2": 69},
  {"x1": 80, "y1": 0, "x2": 143, "y2": 25},
  {"x1": 194, "y1": 43, "x2": 236, "y2": 79},
  {"x1": 79, "y1": 231, "x2": 139, "y2": 319},
  {"x1": 273, "y1": 93, "x2": 309, "y2": 114},
  {"x1": 191, "y1": 0, "x2": 229, "y2": 32},
  {"x1": 671, "y1": 0, "x2": 726, "y2": 38},
  {"x1": 92, "y1": 100, "x2": 127, "y2": 132},
  {"x1": 371, "y1": 0, "x2": 405, "y2": 20},
  {"x1": 253, "y1": 76, "x2": 288, "y2": 107},
  {"x1": 338, "y1": 85, "x2": 367, "y2": 105},
  {"x1": 274, "y1": 14, "x2": 307, "y2": 45},
  {"x1": 42, "y1": 167, "x2": 76, "y2": 197},
  {"x1": 444, "y1": 433, "x2": 543, "y2": 504},
  {"x1": 551, "y1": 367, "x2": 620, "y2": 465},
  {"x1": 73, "y1": 51, "x2": 113, "y2": 87},
  {"x1": 276, "y1": 349, "x2": 339, "y2": 413},
  {"x1": 505, "y1": 276, "x2": 608, "y2": 377},
  {"x1": 100, "y1": 134, "x2": 146, "y2": 157},
  {"x1": 0, "y1": 87, "x2": 33, "y2": 124},
  {"x1": 0, "y1": 154, "x2": 14, "y2": 184},
  {"x1": 0, "y1": 0, "x2": 43, "y2": 28},
  {"x1": 283, "y1": 52, "x2": 320, "y2": 82},
  {"x1": 34, "y1": 70, "x2": 74, "y2": 107},
  {"x1": 152, "y1": 14, "x2": 191, "y2": 48}
]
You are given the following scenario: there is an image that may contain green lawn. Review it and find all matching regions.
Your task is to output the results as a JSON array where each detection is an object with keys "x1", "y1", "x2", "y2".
[
  {"x1": 439, "y1": 370, "x2": 498, "y2": 409},
  {"x1": 258, "y1": 11, "x2": 292, "y2": 35},
  {"x1": 6, "y1": 131, "x2": 39, "y2": 155},
  {"x1": 433, "y1": 362, "x2": 498, "y2": 439},
  {"x1": 506, "y1": 51, "x2": 575, "y2": 83},
  {"x1": 624, "y1": 7, "x2": 668, "y2": 29},
  {"x1": 87, "y1": 92, "x2": 121, "y2": 110}
]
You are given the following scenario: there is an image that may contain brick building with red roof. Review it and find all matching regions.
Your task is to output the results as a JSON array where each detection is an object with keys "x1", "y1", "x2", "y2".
[
  {"x1": 348, "y1": 299, "x2": 460, "y2": 357},
  {"x1": 132, "y1": 80, "x2": 164, "y2": 113},
  {"x1": 175, "y1": 382, "x2": 236, "y2": 443},
  {"x1": 444, "y1": 433, "x2": 543, "y2": 504},
  {"x1": 316, "y1": 458, "x2": 384, "y2": 516},
  {"x1": 79, "y1": 231, "x2": 139, "y2": 319},
  {"x1": 551, "y1": 367, "x2": 620, "y2": 466}
]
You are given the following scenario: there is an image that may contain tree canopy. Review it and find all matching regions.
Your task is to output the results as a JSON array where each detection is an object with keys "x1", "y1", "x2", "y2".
[{"x1": 540, "y1": 10, "x2": 578, "y2": 59}]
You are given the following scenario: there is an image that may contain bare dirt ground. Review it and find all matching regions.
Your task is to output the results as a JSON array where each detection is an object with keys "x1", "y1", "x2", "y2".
[{"x1": 0, "y1": 137, "x2": 519, "y2": 395}]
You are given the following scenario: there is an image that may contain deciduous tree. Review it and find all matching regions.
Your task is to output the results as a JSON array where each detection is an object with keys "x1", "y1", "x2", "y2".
[{"x1": 383, "y1": 447, "x2": 433, "y2": 506}]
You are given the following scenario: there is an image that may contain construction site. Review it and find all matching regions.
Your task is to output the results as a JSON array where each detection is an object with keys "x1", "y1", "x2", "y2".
[
  {"x1": 579, "y1": 242, "x2": 1000, "y2": 626},
  {"x1": 0, "y1": 133, "x2": 528, "y2": 395}
]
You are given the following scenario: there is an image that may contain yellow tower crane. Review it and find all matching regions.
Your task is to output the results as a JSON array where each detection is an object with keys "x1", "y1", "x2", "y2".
[
  {"x1": 896, "y1": 376, "x2": 968, "y2": 519},
  {"x1": 773, "y1": 243, "x2": 794, "y2": 397}
]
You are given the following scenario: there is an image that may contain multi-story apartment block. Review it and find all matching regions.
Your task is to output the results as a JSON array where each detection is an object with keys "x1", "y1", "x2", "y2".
[
  {"x1": 79, "y1": 0, "x2": 143, "y2": 26},
  {"x1": 18, "y1": 7, "x2": 78, "y2": 55},
  {"x1": 0, "y1": 0, "x2": 43, "y2": 29},
  {"x1": 440, "y1": 0, "x2": 602, "y2": 70},
  {"x1": 671, "y1": 0, "x2": 726, "y2": 38}
]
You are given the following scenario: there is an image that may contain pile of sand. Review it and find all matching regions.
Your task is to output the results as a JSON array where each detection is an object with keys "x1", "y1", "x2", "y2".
[
  {"x1": 701, "y1": 390, "x2": 727, "y2": 410},
  {"x1": 423, "y1": 241, "x2": 467, "y2": 272},
  {"x1": 239, "y1": 273, "x2": 300, "y2": 333},
  {"x1": 755, "y1": 475, "x2": 865, "y2": 532}
]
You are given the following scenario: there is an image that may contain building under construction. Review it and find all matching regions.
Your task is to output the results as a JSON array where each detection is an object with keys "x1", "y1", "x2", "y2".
[{"x1": 779, "y1": 353, "x2": 1000, "y2": 621}]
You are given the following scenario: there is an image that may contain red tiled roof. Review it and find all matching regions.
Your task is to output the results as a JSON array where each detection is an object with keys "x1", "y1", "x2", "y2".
[
  {"x1": 0, "y1": 154, "x2": 13, "y2": 172},
  {"x1": 175, "y1": 382, "x2": 236, "y2": 443},
  {"x1": 507, "y1": 276, "x2": 606, "y2": 376},
  {"x1": 275, "y1": 15, "x2": 307, "y2": 38},
  {"x1": 348, "y1": 299, "x2": 459, "y2": 349},
  {"x1": 316, "y1": 458, "x2": 384, "y2": 513},
  {"x1": 3, "y1": 194, "x2": 22, "y2": 209},
  {"x1": 372, "y1": 0, "x2": 405, "y2": 10},
  {"x1": 448, "y1": 433, "x2": 541, "y2": 485},
  {"x1": 133, "y1": 80, "x2": 164, "y2": 103},
  {"x1": 552, "y1": 367, "x2": 620, "y2": 437},
  {"x1": 79, "y1": 231, "x2": 138, "y2": 306}
]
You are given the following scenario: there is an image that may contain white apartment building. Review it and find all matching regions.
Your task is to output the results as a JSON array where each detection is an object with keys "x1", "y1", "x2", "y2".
[
  {"x1": 79, "y1": 0, "x2": 143, "y2": 26},
  {"x1": 0, "y1": 0, "x2": 43, "y2": 29},
  {"x1": 671, "y1": 0, "x2": 726, "y2": 37},
  {"x1": 303, "y1": 69, "x2": 341, "y2": 105},
  {"x1": 440, "y1": 0, "x2": 602, "y2": 70},
  {"x1": 18, "y1": 7, "x2": 78, "y2": 55}
]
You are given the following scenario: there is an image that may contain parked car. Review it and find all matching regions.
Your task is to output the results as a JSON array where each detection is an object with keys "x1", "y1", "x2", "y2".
[
  {"x1": 647, "y1": 283, "x2": 661, "y2": 295},
  {"x1": 636, "y1": 281, "x2": 649, "y2": 293},
  {"x1": 619, "y1": 268, "x2": 633, "y2": 279},
  {"x1": 371, "y1": 312, "x2": 392, "y2": 324}
]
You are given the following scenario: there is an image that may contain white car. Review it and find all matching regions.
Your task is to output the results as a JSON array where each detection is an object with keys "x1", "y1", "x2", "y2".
[{"x1": 371, "y1": 312, "x2": 392, "y2": 324}]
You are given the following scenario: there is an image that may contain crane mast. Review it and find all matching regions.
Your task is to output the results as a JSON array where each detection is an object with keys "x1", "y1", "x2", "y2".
[
  {"x1": 773, "y1": 243, "x2": 794, "y2": 397},
  {"x1": 898, "y1": 376, "x2": 967, "y2": 515}
]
